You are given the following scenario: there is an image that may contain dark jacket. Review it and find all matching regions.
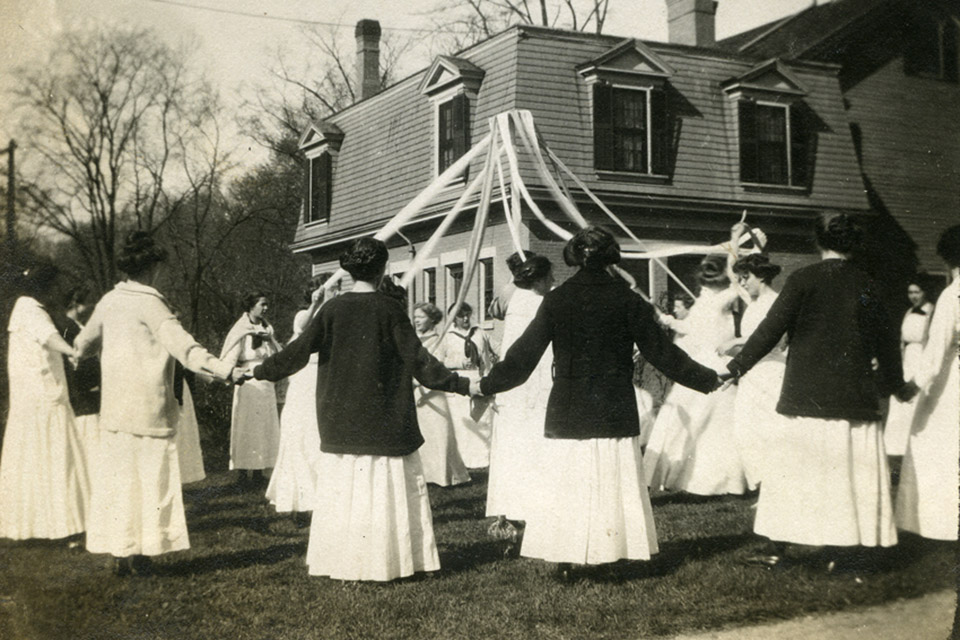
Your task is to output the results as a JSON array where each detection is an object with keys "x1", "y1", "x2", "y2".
[
  {"x1": 61, "y1": 318, "x2": 101, "y2": 417},
  {"x1": 480, "y1": 269, "x2": 719, "y2": 439},
  {"x1": 728, "y1": 259, "x2": 903, "y2": 421},
  {"x1": 254, "y1": 292, "x2": 470, "y2": 457}
]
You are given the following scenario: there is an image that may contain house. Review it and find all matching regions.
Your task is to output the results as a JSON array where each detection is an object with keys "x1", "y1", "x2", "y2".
[
  {"x1": 718, "y1": 0, "x2": 960, "y2": 279},
  {"x1": 295, "y1": 2, "x2": 873, "y2": 330}
]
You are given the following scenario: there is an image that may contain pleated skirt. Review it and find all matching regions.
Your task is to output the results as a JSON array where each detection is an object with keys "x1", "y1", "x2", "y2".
[
  {"x1": 86, "y1": 430, "x2": 189, "y2": 557},
  {"x1": 754, "y1": 416, "x2": 897, "y2": 547},
  {"x1": 306, "y1": 451, "x2": 440, "y2": 581},
  {"x1": 521, "y1": 436, "x2": 659, "y2": 565}
]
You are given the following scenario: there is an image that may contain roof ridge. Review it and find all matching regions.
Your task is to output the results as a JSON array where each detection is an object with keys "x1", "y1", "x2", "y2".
[{"x1": 735, "y1": 2, "x2": 816, "y2": 52}]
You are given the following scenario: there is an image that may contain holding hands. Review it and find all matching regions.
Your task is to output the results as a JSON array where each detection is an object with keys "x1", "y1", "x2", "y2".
[{"x1": 469, "y1": 378, "x2": 484, "y2": 397}]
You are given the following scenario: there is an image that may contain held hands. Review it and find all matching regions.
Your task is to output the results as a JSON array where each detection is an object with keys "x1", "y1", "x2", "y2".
[
  {"x1": 895, "y1": 381, "x2": 920, "y2": 403},
  {"x1": 714, "y1": 371, "x2": 736, "y2": 392},
  {"x1": 469, "y1": 378, "x2": 484, "y2": 397},
  {"x1": 230, "y1": 367, "x2": 253, "y2": 386}
]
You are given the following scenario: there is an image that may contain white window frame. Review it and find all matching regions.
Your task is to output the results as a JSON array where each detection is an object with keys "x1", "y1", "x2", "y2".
[
  {"x1": 303, "y1": 145, "x2": 337, "y2": 227},
  {"x1": 752, "y1": 99, "x2": 793, "y2": 186},
  {"x1": 429, "y1": 85, "x2": 475, "y2": 178},
  {"x1": 609, "y1": 84, "x2": 654, "y2": 175}
]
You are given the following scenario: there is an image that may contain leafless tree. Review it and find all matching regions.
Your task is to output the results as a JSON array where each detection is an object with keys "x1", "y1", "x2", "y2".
[{"x1": 12, "y1": 27, "x2": 226, "y2": 292}]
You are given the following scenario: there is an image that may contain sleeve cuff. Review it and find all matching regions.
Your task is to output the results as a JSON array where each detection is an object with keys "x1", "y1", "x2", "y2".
[{"x1": 454, "y1": 375, "x2": 471, "y2": 396}]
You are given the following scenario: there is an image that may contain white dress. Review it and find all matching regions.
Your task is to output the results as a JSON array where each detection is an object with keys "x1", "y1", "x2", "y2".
[
  {"x1": 222, "y1": 318, "x2": 281, "y2": 470},
  {"x1": 644, "y1": 286, "x2": 747, "y2": 495},
  {"x1": 896, "y1": 278, "x2": 959, "y2": 540},
  {"x1": 732, "y1": 289, "x2": 786, "y2": 489},
  {"x1": 883, "y1": 303, "x2": 934, "y2": 456},
  {"x1": 485, "y1": 288, "x2": 552, "y2": 521},
  {"x1": 443, "y1": 328, "x2": 493, "y2": 468},
  {"x1": 266, "y1": 310, "x2": 322, "y2": 512},
  {"x1": 175, "y1": 382, "x2": 205, "y2": 485},
  {"x1": 415, "y1": 331, "x2": 470, "y2": 487},
  {"x1": 0, "y1": 297, "x2": 90, "y2": 540}
]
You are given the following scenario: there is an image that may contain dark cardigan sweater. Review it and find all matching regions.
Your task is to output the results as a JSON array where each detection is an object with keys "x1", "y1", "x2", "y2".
[
  {"x1": 728, "y1": 259, "x2": 904, "y2": 421},
  {"x1": 480, "y1": 269, "x2": 719, "y2": 439},
  {"x1": 254, "y1": 292, "x2": 470, "y2": 457}
]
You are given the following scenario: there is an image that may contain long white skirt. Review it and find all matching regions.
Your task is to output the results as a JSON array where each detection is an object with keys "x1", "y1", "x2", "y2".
[
  {"x1": 521, "y1": 436, "x2": 659, "y2": 565},
  {"x1": 643, "y1": 384, "x2": 747, "y2": 495},
  {"x1": 266, "y1": 361, "x2": 321, "y2": 512},
  {"x1": 86, "y1": 430, "x2": 189, "y2": 557},
  {"x1": 732, "y1": 359, "x2": 785, "y2": 490},
  {"x1": 175, "y1": 384, "x2": 205, "y2": 485},
  {"x1": 229, "y1": 379, "x2": 280, "y2": 470},
  {"x1": 883, "y1": 342, "x2": 924, "y2": 456},
  {"x1": 446, "y1": 379, "x2": 492, "y2": 468},
  {"x1": 755, "y1": 416, "x2": 897, "y2": 547},
  {"x1": 485, "y1": 397, "x2": 549, "y2": 521},
  {"x1": 895, "y1": 355, "x2": 959, "y2": 541},
  {"x1": 415, "y1": 389, "x2": 470, "y2": 487},
  {"x1": 307, "y1": 451, "x2": 440, "y2": 581},
  {"x1": 0, "y1": 400, "x2": 89, "y2": 540}
]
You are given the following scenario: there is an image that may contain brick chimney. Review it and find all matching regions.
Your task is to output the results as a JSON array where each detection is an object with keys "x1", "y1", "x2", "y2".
[
  {"x1": 666, "y1": 0, "x2": 718, "y2": 47},
  {"x1": 355, "y1": 19, "x2": 381, "y2": 101}
]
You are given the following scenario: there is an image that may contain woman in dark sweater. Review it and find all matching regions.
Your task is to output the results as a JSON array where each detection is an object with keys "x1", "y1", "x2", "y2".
[
  {"x1": 478, "y1": 227, "x2": 722, "y2": 579},
  {"x1": 253, "y1": 238, "x2": 471, "y2": 582},
  {"x1": 728, "y1": 212, "x2": 911, "y2": 568}
]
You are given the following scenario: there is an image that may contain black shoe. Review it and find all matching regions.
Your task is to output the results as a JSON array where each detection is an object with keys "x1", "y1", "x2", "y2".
[
  {"x1": 131, "y1": 555, "x2": 153, "y2": 577},
  {"x1": 112, "y1": 557, "x2": 132, "y2": 577}
]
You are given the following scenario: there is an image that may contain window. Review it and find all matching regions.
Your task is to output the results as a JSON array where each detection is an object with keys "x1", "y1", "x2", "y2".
[
  {"x1": 479, "y1": 257, "x2": 494, "y2": 321},
  {"x1": 593, "y1": 84, "x2": 669, "y2": 175},
  {"x1": 904, "y1": 15, "x2": 959, "y2": 82},
  {"x1": 423, "y1": 268, "x2": 437, "y2": 306},
  {"x1": 304, "y1": 153, "x2": 332, "y2": 224},
  {"x1": 437, "y1": 93, "x2": 470, "y2": 175},
  {"x1": 446, "y1": 262, "x2": 464, "y2": 304},
  {"x1": 738, "y1": 99, "x2": 808, "y2": 186}
]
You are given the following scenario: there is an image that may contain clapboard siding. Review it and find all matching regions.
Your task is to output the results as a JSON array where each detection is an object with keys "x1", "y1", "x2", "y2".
[
  {"x1": 295, "y1": 24, "x2": 869, "y2": 256},
  {"x1": 846, "y1": 58, "x2": 960, "y2": 271}
]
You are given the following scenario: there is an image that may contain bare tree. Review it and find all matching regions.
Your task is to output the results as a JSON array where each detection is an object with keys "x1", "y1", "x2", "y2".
[
  {"x1": 12, "y1": 27, "x2": 225, "y2": 292},
  {"x1": 428, "y1": 0, "x2": 612, "y2": 49}
]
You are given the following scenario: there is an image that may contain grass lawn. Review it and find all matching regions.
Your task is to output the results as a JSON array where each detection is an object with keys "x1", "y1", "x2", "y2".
[{"x1": 0, "y1": 468, "x2": 953, "y2": 640}]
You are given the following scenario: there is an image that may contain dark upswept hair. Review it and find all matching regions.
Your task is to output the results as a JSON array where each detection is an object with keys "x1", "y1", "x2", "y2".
[
  {"x1": 340, "y1": 237, "x2": 389, "y2": 281},
  {"x1": 379, "y1": 277, "x2": 408, "y2": 307},
  {"x1": 505, "y1": 250, "x2": 536, "y2": 276},
  {"x1": 936, "y1": 224, "x2": 960, "y2": 268},
  {"x1": 511, "y1": 255, "x2": 552, "y2": 290},
  {"x1": 448, "y1": 301, "x2": 472, "y2": 317},
  {"x1": 562, "y1": 226, "x2": 620, "y2": 270},
  {"x1": 303, "y1": 272, "x2": 334, "y2": 305},
  {"x1": 732, "y1": 253, "x2": 782, "y2": 285},
  {"x1": 117, "y1": 230, "x2": 168, "y2": 277},
  {"x1": 671, "y1": 292, "x2": 694, "y2": 309},
  {"x1": 17, "y1": 259, "x2": 60, "y2": 299},
  {"x1": 697, "y1": 255, "x2": 730, "y2": 288},
  {"x1": 242, "y1": 291, "x2": 268, "y2": 313},
  {"x1": 815, "y1": 211, "x2": 862, "y2": 255},
  {"x1": 413, "y1": 302, "x2": 443, "y2": 326}
]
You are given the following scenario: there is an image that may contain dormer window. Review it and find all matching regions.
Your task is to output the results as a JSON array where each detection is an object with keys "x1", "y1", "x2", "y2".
[
  {"x1": 298, "y1": 120, "x2": 343, "y2": 225},
  {"x1": 578, "y1": 39, "x2": 676, "y2": 179},
  {"x1": 723, "y1": 60, "x2": 811, "y2": 188},
  {"x1": 904, "y1": 14, "x2": 959, "y2": 82},
  {"x1": 420, "y1": 56, "x2": 484, "y2": 177}
]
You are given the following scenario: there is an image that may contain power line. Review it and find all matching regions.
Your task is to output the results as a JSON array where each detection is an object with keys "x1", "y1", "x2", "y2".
[{"x1": 143, "y1": 0, "x2": 470, "y2": 34}]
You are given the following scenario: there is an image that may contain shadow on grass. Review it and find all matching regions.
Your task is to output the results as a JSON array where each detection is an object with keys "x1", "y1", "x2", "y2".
[
  {"x1": 437, "y1": 539, "x2": 507, "y2": 574},
  {"x1": 154, "y1": 541, "x2": 306, "y2": 577},
  {"x1": 189, "y1": 514, "x2": 287, "y2": 536},
  {"x1": 650, "y1": 491, "x2": 757, "y2": 507},
  {"x1": 432, "y1": 499, "x2": 488, "y2": 524}
]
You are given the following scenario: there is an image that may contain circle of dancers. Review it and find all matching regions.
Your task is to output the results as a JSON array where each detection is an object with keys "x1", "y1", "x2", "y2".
[{"x1": 1, "y1": 217, "x2": 957, "y2": 582}]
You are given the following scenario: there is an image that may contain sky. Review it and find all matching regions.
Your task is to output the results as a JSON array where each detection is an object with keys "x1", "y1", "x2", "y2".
[{"x1": 0, "y1": 0, "x2": 819, "y2": 157}]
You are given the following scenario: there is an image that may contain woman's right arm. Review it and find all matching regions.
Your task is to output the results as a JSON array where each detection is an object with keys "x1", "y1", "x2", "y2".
[
  {"x1": 254, "y1": 311, "x2": 323, "y2": 382},
  {"x1": 480, "y1": 298, "x2": 553, "y2": 395},
  {"x1": 728, "y1": 275, "x2": 801, "y2": 378}
]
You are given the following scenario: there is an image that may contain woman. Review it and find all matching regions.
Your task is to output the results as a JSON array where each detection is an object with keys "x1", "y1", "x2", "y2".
[
  {"x1": 266, "y1": 275, "x2": 335, "y2": 518},
  {"x1": 485, "y1": 252, "x2": 554, "y2": 552},
  {"x1": 60, "y1": 285, "x2": 101, "y2": 474},
  {"x1": 478, "y1": 227, "x2": 721, "y2": 579},
  {"x1": 443, "y1": 302, "x2": 495, "y2": 468},
  {"x1": 727, "y1": 212, "x2": 909, "y2": 568},
  {"x1": 221, "y1": 292, "x2": 282, "y2": 487},
  {"x1": 413, "y1": 302, "x2": 471, "y2": 487},
  {"x1": 895, "y1": 225, "x2": 959, "y2": 541},
  {"x1": 643, "y1": 241, "x2": 747, "y2": 496},
  {"x1": 883, "y1": 278, "x2": 935, "y2": 457},
  {"x1": 252, "y1": 237, "x2": 472, "y2": 582},
  {"x1": 0, "y1": 262, "x2": 90, "y2": 542},
  {"x1": 75, "y1": 231, "x2": 239, "y2": 576},
  {"x1": 723, "y1": 252, "x2": 786, "y2": 490}
]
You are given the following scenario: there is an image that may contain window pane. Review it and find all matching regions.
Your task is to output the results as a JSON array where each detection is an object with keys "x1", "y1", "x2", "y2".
[
  {"x1": 424, "y1": 268, "x2": 436, "y2": 306},
  {"x1": 447, "y1": 263, "x2": 464, "y2": 302},
  {"x1": 756, "y1": 105, "x2": 788, "y2": 184},
  {"x1": 480, "y1": 257, "x2": 494, "y2": 320},
  {"x1": 438, "y1": 100, "x2": 455, "y2": 172},
  {"x1": 611, "y1": 88, "x2": 648, "y2": 173}
]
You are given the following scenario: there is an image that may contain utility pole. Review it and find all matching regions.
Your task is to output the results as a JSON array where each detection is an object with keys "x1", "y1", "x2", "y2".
[{"x1": 1, "y1": 140, "x2": 15, "y2": 257}]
